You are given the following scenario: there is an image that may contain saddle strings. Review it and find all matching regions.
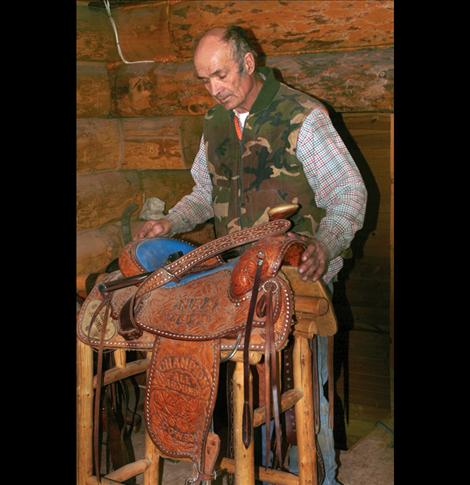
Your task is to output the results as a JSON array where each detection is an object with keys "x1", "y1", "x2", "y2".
[
  {"x1": 242, "y1": 251, "x2": 265, "y2": 449},
  {"x1": 92, "y1": 294, "x2": 112, "y2": 483},
  {"x1": 263, "y1": 280, "x2": 283, "y2": 469}
]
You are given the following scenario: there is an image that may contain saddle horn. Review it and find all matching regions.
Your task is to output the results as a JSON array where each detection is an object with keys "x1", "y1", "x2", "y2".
[{"x1": 267, "y1": 203, "x2": 299, "y2": 221}]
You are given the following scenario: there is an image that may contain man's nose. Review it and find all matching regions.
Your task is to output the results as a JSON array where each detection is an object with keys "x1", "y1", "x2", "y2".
[{"x1": 207, "y1": 79, "x2": 221, "y2": 97}]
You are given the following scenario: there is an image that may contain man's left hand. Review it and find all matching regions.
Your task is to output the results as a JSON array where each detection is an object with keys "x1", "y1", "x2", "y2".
[{"x1": 288, "y1": 233, "x2": 329, "y2": 282}]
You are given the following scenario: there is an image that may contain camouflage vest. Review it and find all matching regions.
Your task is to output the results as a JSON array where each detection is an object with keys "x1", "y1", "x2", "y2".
[{"x1": 203, "y1": 66, "x2": 329, "y2": 238}]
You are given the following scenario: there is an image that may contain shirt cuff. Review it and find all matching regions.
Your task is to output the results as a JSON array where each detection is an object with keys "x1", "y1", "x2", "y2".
[
  {"x1": 314, "y1": 228, "x2": 344, "y2": 261},
  {"x1": 165, "y1": 211, "x2": 197, "y2": 236}
]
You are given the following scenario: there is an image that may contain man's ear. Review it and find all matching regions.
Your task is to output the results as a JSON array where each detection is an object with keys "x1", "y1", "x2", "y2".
[{"x1": 244, "y1": 52, "x2": 256, "y2": 75}]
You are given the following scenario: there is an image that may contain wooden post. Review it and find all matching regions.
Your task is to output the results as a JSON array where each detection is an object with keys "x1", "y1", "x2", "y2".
[
  {"x1": 77, "y1": 338, "x2": 94, "y2": 485},
  {"x1": 233, "y1": 360, "x2": 255, "y2": 485},
  {"x1": 293, "y1": 334, "x2": 317, "y2": 485},
  {"x1": 114, "y1": 349, "x2": 127, "y2": 368},
  {"x1": 144, "y1": 352, "x2": 160, "y2": 485},
  {"x1": 143, "y1": 429, "x2": 160, "y2": 485}
]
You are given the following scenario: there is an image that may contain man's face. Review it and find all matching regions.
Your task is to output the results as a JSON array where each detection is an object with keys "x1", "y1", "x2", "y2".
[{"x1": 194, "y1": 37, "x2": 255, "y2": 112}]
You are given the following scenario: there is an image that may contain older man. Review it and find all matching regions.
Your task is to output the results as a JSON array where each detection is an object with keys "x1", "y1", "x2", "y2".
[{"x1": 137, "y1": 26, "x2": 367, "y2": 485}]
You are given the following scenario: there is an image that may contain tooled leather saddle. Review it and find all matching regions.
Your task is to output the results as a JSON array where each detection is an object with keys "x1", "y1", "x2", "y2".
[{"x1": 77, "y1": 215, "x2": 315, "y2": 484}]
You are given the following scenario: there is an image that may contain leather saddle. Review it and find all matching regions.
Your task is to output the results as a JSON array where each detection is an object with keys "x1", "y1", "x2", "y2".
[{"x1": 77, "y1": 217, "x2": 314, "y2": 484}]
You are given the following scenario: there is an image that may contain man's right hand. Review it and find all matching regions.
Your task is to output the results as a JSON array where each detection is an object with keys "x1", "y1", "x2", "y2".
[{"x1": 134, "y1": 218, "x2": 173, "y2": 240}]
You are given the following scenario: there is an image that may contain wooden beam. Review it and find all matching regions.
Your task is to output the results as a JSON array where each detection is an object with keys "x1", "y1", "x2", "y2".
[
  {"x1": 77, "y1": 171, "x2": 141, "y2": 230},
  {"x1": 78, "y1": 1, "x2": 393, "y2": 62},
  {"x1": 220, "y1": 458, "x2": 299, "y2": 485},
  {"x1": 77, "y1": 62, "x2": 112, "y2": 117},
  {"x1": 268, "y1": 49, "x2": 393, "y2": 113},
  {"x1": 77, "y1": 119, "x2": 121, "y2": 173},
  {"x1": 93, "y1": 358, "x2": 150, "y2": 388},
  {"x1": 77, "y1": 2, "x2": 119, "y2": 62},
  {"x1": 253, "y1": 388, "x2": 303, "y2": 428},
  {"x1": 85, "y1": 459, "x2": 150, "y2": 485},
  {"x1": 170, "y1": 1, "x2": 393, "y2": 59},
  {"x1": 110, "y1": 48, "x2": 393, "y2": 116}
]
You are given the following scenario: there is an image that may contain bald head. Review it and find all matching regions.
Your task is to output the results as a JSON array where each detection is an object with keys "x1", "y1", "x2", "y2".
[
  {"x1": 195, "y1": 26, "x2": 257, "y2": 74},
  {"x1": 195, "y1": 27, "x2": 226, "y2": 49},
  {"x1": 193, "y1": 26, "x2": 261, "y2": 113}
]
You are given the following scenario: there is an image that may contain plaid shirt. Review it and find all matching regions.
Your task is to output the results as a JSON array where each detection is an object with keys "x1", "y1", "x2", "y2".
[{"x1": 166, "y1": 109, "x2": 367, "y2": 283}]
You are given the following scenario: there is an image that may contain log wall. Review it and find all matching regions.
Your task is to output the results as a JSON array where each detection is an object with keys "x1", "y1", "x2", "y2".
[{"x1": 76, "y1": 1, "x2": 394, "y2": 347}]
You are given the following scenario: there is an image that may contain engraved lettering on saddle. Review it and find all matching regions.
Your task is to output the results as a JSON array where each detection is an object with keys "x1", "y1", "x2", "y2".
[{"x1": 163, "y1": 287, "x2": 219, "y2": 328}]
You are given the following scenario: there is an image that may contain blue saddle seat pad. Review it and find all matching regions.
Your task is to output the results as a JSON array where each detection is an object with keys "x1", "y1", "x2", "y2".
[
  {"x1": 134, "y1": 237, "x2": 238, "y2": 287},
  {"x1": 135, "y1": 238, "x2": 196, "y2": 271}
]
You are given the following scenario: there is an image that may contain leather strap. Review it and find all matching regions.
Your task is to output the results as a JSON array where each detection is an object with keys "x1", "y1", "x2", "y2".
[
  {"x1": 267, "y1": 282, "x2": 283, "y2": 468},
  {"x1": 310, "y1": 336, "x2": 321, "y2": 434},
  {"x1": 282, "y1": 338, "x2": 296, "y2": 445},
  {"x1": 263, "y1": 287, "x2": 273, "y2": 468},
  {"x1": 242, "y1": 251, "x2": 264, "y2": 448},
  {"x1": 91, "y1": 296, "x2": 112, "y2": 482}
]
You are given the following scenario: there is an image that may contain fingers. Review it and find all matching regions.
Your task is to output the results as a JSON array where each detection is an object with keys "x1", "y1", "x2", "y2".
[
  {"x1": 298, "y1": 241, "x2": 328, "y2": 282},
  {"x1": 133, "y1": 219, "x2": 171, "y2": 240}
]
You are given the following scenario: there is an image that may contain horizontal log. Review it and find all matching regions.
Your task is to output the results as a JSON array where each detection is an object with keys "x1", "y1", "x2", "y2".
[
  {"x1": 104, "y1": 459, "x2": 150, "y2": 481},
  {"x1": 77, "y1": 118, "x2": 121, "y2": 173},
  {"x1": 85, "y1": 459, "x2": 150, "y2": 485},
  {"x1": 78, "y1": 1, "x2": 393, "y2": 62},
  {"x1": 219, "y1": 458, "x2": 299, "y2": 485},
  {"x1": 110, "y1": 48, "x2": 393, "y2": 116},
  {"x1": 108, "y1": 2, "x2": 177, "y2": 62},
  {"x1": 253, "y1": 388, "x2": 303, "y2": 428},
  {"x1": 93, "y1": 358, "x2": 150, "y2": 388},
  {"x1": 77, "y1": 116, "x2": 204, "y2": 173},
  {"x1": 268, "y1": 49, "x2": 393, "y2": 112},
  {"x1": 110, "y1": 61, "x2": 209, "y2": 116},
  {"x1": 170, "y1": 1, "x2": 393, "y2": 59},
  {"x1": 294, "y1": 295, "x2": 329, "y2": 316},
  {"x1": 121, "y1": 116, "x2": 203, "y2": 169},
  {"x1": 77, "y1": 62, "x2": 112, "y2": 117},
  {"x1": 77, "y1": 2, "x2": 119, "y2": 62},
  {"x1": 77, "y1": 223, "x2": 124, "y2": 275},
  {"x1": 77, "y1": 171, "x2": 141, "y2": 230}
]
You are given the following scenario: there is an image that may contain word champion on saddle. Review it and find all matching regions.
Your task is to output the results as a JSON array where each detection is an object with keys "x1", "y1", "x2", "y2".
[{"x1": 78, "y1": 25, "x2": 367, "y2": 485}]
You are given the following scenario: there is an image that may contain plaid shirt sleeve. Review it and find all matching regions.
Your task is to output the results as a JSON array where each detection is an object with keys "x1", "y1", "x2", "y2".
[
  {"x1": 297, "y1": 109, "x2": 367, "y2": 282},
  {"x1": 165, "y1": 135, "x2": 214, "y2": 235}
]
